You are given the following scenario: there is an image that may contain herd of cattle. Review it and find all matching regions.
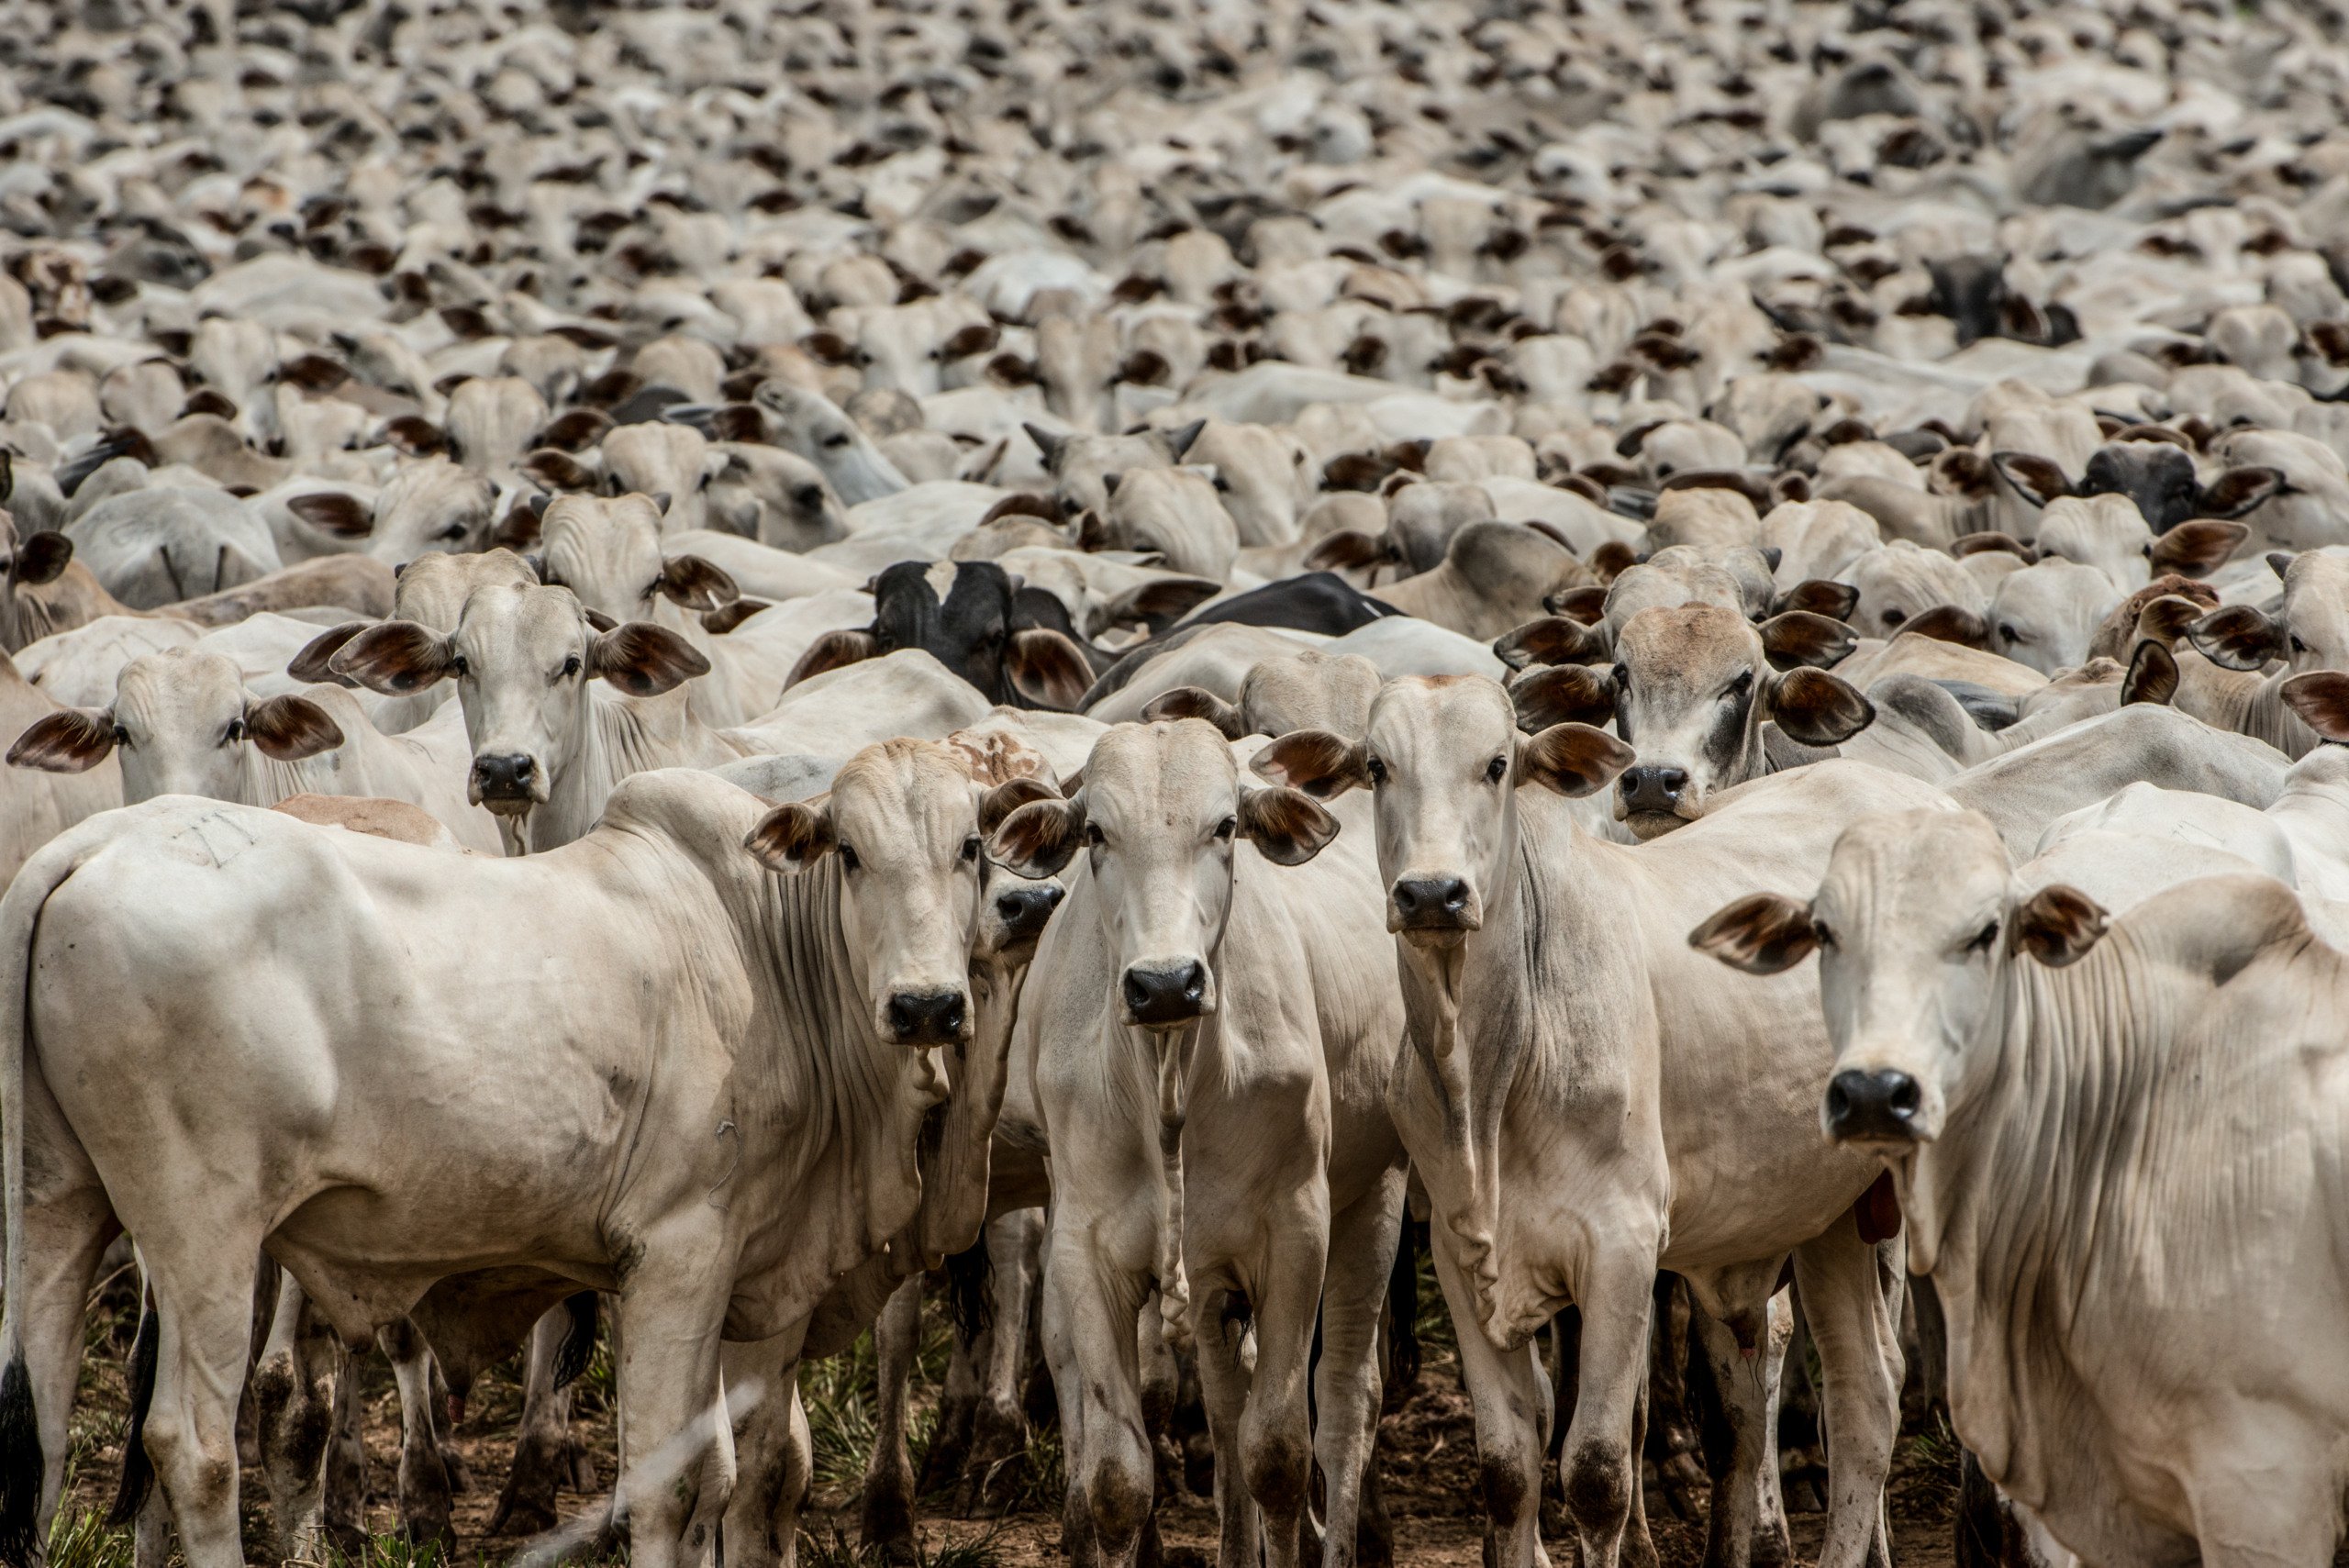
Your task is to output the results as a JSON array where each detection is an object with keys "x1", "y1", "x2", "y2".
[{"x1": 0, "y1": 0, "x2": 2345, "y2": 1564}]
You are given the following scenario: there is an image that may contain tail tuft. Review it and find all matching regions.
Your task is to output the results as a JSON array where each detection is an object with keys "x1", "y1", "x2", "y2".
[
  {"x1": 943, "y1": 1232, "x2": 994, "y2": 1343},
  {"x1": 106, "y1": 1289, "x2": 159, "y2": 1528},
  {"x1": 0, "y1": 1354, "x2": 44, "y2": 1566},
  {"x1": 551, "y1": 1292, "x2": 599, "y2": 1391}
]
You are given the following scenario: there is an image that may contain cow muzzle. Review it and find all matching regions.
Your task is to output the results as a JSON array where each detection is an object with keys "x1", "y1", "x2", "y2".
[
  {"x1": 994, "y1": 884, "x2": 1064, "y2": 946},
  {"x1": 470, "y1": 751, "x2": 545, "y2": 812},
  {"x1": 1120, "y1": 960, "x2": 1208, "y2": 1028},
  {"x1": 1388, "y1": 876, "x2": 1477, "y2": 939},
  {"x1": 1823, "y1": 1067, "x2": 1927, "y2": 1147},
  {"x1": 885, "y1": 987, "x2": 969, "y2": 1047}
]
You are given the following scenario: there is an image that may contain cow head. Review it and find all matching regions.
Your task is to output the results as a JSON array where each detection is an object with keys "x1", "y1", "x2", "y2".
[
  {"x1": 1250, "y1": 677, "x2": 1631, "y2": 946},
  {"x1": 751, "y1": 381, "x2": 908, "y2": 506},
  {"x1": 745, "y1": 738, "x2": 1001, "y2": 1047},
  {"x1": 288, "y1": 457, "x2": 501, "y2": 566},
  {"x1": 329, "y1": 583, "x2": 706, "y2": 849},
  {"x1": 2187, "y1": 550, "x2": 2349, "y2": 685},
  {"x1": 0, "y1": 512, "x2": 74, "y2": 651},
  {"x1": 1991, "y1": 443, "x2": 2282, "y2": 535},
  {"x1": 10, "y1": 648, "x2": 343, "y2": 801},
  {"x1": 535, "y1": 493, "x2": 738, "y2": 625},
  {"x1": 788, "y1": 560, "x2": 1095, "y2": 710},
  {"x1": 989, "y1": 718, "x2": 1338, "y2": 1029}
]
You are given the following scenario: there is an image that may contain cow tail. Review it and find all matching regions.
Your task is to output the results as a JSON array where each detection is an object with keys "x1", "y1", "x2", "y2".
[
  {"x1": 0, "y1": 839, "x2": 83, "y2": 1567},
  {"x1": 552, "y1": 1292, "x2": 600, "y2": 1391},
  {"x1": 106, "y1": 1284, "x2": 160, "y2": 1527},
  {"x1": 943, "y1": 1230, "x2": 994, "y2": 1345}
]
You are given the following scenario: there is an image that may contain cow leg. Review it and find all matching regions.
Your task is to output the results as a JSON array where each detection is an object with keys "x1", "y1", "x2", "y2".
[
  {"x1": 137, "y1": 1254, "x2": 264, "y2": 1568},
  {"x1": 1558, "y1": 1251, "x2": 1661, "y2": 1568},
  {"x1": 1041, "y1": 1236, "x2": 1151, "y2": 1568},
  {"x1": 858, "y1": 1277, "x2": 923, "y2": 1563},
  {"x1": 0, "y1": 1177, "x2": 114, "y2": 1550},
  {"x1": 325, "y1": 1347, "x2": 367, "y2": 1551},
  {"x1": 1428, "y1": 1236, "x2": 1550, "y2": 1568},
  {"x1": 491, "y1": 1303, "x2": 584, "y2": 1536},
  {"x1": 925, "y1": 1317, "x2": 982, "y2": 1503},
  {"x1": 1789, "y1": 1225, "x2": 1903, "y2": 1568},
  {"x1": 1189, "y1": 1282, "x2": 1257, "y2": 1568},
  {"x1": 612, "y1": 1245, "x2": 735, "y2": 1568},
  {"x1": 961, "y1": 1208, "x2": 1042, "y2": 1515},
  {"x1": 1685, "y1": 1284, "x2": 1790, "y2": 1568},
  {"x1": 1313, "y1": 1172, "x2": 1405, "y2": 1568},
  {"x1": 722, "y1": 1332, "x2": 810, "y2": 1568},
  {"x1": 1038, "y1": 1246, "x2": 1102, "y2": 1568},
  {"x1": 252, "y1": 1271, "x2": 348, "y2": 1562},
  {"x1": 378, "y1": 1317, "x2": 455, "y2": 1544}
]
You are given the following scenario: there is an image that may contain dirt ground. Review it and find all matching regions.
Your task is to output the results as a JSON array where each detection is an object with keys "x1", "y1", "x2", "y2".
[{"x1": 56, "y1": 1275, "x2": 1966, "y2": 1568}]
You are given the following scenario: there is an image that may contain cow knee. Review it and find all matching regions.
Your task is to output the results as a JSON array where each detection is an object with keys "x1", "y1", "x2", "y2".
[
  {"x1": 139, "y1": 1407, "x2": 235, "y2": 1512},
  {"x1": 1085, "y1": 1451, "x2": 1152, "y2": 1552},
  {"x1": 1563, "y1": 1441, "x2": 1631, "y2": 1536},
  {"x1": 1244, "y1": 1428, "x2": 1310, "y2": 1518},
  {"x1": 1479, "y1": 1447, "x2": 1532, "y2": 1530}
]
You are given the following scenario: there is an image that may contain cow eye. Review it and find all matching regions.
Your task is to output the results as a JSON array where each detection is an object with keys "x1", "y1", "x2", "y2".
[
  {"x1": 110, "y1": 723, "x2": 128, "y2": 746},
  {"x1": 961, "y1": 834, "x2": 981, "y2": 862},
  {"x1": 562, "y1": 653, "x2": 583, "y2": 678},
  {"x1": 451, "y1": 654, "x2": 470, "y2": 677},
  {"x1": 822, "y1": 431, "x2": 852, "y2": 449},
  {"x1": 1881, "y1": 606, "x2": 1907, "y2": 627},
  {"x1": 1214, "y1": 816, "x2": 1235, "y2": 840},
  {"x1": 1812, "y1": 919, "x2": 1835, "y2": 949},
  {"x1": 223, "y1": 717, "x2": 245, "y2": 744},
  {"x1": 438, "y1": 521, "x2": 469, "y2": 540},
  {"x1": 1364, "y1": 755, "x2": 1387, "y2": 784},
  {"x1": 1610, "y1": 662, "x2": 1629, "y2": 692},
  {"x1": 1485, "y1": 754, "x2": 1508, "y2": 783},
  {"x1": 793, "y1": 485, "x2": 824, "y2": 508},
  {"x1": 1724, "y1": 671, "x2": 1753, "y2": 700},
  {"x1": 1084, "y1": 823, "x2": 1105, "y2": 848},
  {"x1": 1966, "y1": 919, "x2": 1998, "y2": 954},
  {"x1": 2292, "y1": 635, "x2": 2310, "y2": 654},
  {"x1": 1998, "y1": 623, "x2": 2020, "y2": 643},
  {"x1": 838, "y1": 842, "x2": 861, "y2": 872}
]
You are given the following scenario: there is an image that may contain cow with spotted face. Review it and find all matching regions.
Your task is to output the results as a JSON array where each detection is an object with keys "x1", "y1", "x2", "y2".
[
  {"x1": 1254, "y1": 682, "x2": 1938, "y2": 1568},
  {"x1": 1694, "y1": 810, "x2": 2349, "y2": 1567},
  {"x1": 789, "y1": 560, "x2": 1097, "y2": 711},
  {"x1": 988, "y1": 718, "x2": 1405, "y2": 1568}
]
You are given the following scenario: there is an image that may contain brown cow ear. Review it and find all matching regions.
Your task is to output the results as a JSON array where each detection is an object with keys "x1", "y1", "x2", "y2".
[
  {"x1": 1249, "y1": 729, "x2": 1371, "y2": 799},
  {"x1": 1237, "y1": 784, "x2": 1341, "y2": 866},
  {"x1": 1989, "y1": 450, "x2": 2071, "y2": 507},
  {"x1": 1772, "y1": 578, "x2": 1857, "y2": 620},
  {"x1": 583, "y1": 607, "x2": 619, "y2": 634},
  {"x1": 1586, "y1": 539, "x2": 1638, "y2": 584},
  {"x1": 1102, "y1": 576, "x2": 1219, "y2": 632},
  {"x1": 1899, "y1": 605, "x2": 1989, "y2": 650},
  {"x1": 1688, "y1": 892, "x2": 1819, "y2": 974},
  {"x1": 588, "y1": 622, "x2": 710, "y2": 696},
  {"x1": 659, "y1": 554, "x2": 739, "y2": 612},
  {"x1": 1303, "y1": 529, "x2": 1396, "y2": 573},
  {"x1": 702, "y1": 598, "x2": 772, "y2": 635},
  {"x1": 1516, "y1": 723, "x2": 1635, "y2": 798},
  {"x1": 2187, "y1": 605, "x2": 2284, "y2": 672},
  {"x1": 1509, "y1": 664, "x2": 1616, "y2": 732},
  {"x1": 2196, "y1": 466, "x2": 2283, "y2": 520},
  {"x1": 13, "y1": 530, "x2": 72, "y2": 585},
  {"x1": 785, "y1": 628, "x2": 880, "y2": 687},
  {"x1": 1545, "y1": 584, "x2": 1610, "y2": 625},
  {"x1": 2121, "y1": 639, "x2": 2178, "y2": 706},
  {"x1": 1141, "y1": 685, "x2": 1247, "y2": 738},
  {"x1": 1007, "y1": 628, "x2": 1095, "y2": 710},
  {"x1": 2148, "y1": 519, "x2": 2247, "y2": 577},
  {"x1": 2009, "y1": 884, "x2": 2109, "y2": 966},
  {"x1": 286, "y1": 493, "x2": 374, "y2": 539},
  {"x1": 1767, "y1": 668, "x2": 1875, "y2": 745},
  {"x1": 2133, "y1": 594, "x2": 2205, "y2": 648},
  {"x1": 287, "y1": 621, "x2": 369, "y2": 687},
  {"x1": 329, "y1": 621, "x2": 456, "y2": 695},
  {"x1": 2281, "y1": 673, "x2": 2349, "y2": 742},
  {"x1": 7, "y1": 708, "x2": 115, "y2": 772},
  {"x1": 1759, "y1": 610, "x2": 1858, "y2": 670},
  {"x1": 986, "y1": 795, "x2": 1085, "y2": 879},
  {"x1": 744, "y1": 800, "x2": 836, "y2": 872},
  {"x1": 1950, "y1": 530, "x2": 2038, "y2": 563},
  {"x1": 979, "y1": 775, "x2": 1060, "y2": 837},
  {"x1": 1494, "y1": 615, "x2": 1608, "y2": 671},
  {"x1": 244, "y1": 695, "x2": 345, "y2": 761}
]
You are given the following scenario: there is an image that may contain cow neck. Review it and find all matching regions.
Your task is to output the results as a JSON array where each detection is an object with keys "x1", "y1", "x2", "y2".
[
  {"x1": 535, "y1": 685, "x2": 702, "y2": 851},
  {"x1": 720, "y1": 851, "x2": 939, "y2": 1335},
  {"x1": 2175, "y1": 651, "x2": 2311, "y2": 757},
  {"x1": 1911, "y1": 932, "x2": 2161, "y2": 1497}
]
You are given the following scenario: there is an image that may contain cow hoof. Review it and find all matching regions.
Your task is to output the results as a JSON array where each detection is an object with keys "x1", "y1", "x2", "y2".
[
  {"x1": 1752, "y1": 1520, "x2": 1795, "y2": 1568},
  {"x1": 858, "y1": 1487, "x2": 916, "y2": 1565}
]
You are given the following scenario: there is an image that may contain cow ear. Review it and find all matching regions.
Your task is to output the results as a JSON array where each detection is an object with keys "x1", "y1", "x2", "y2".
[
  {"x1": 1141, "y1": 685, "x2": 1247, "y2": 738},
  {"x1": 1508, "y1": 664, "x2": 1616, "y2": 731},
  {"x1": 2133, "y1": 594, "x2": 2206, "y2": 649},
  {"x1": 1302, "y1": 529, "x2": 1395, "y2": 573},
  {"x1": 287, "y1": 621, "x2": 369, "y2": 687},
  {"x1": 1546, "y1": 584, "x2": 1610, "y2": 625},
  {"x1": 1102, "y1": 576, "x2": 1219, "y2": 632},
  {"x1": 1771, "y1": 578, "x2": 1857, "y2": 621},
  {"x1": 2147, "y1": 519, "x2": 2247, "y2": 577},
  {"x1": 2008, "y1": 884, "x2": 2109, "y2": 967},
  {"x1": 659, "y1": 554, "x2": 739, "y2": 612},
  {"x1": 744, "y1": 800, "x2": 836, "y2": 872},
  {"x1": 1766, "y1": 667, "x2": 1875, "y2": 746},
  {"x1": 2281, "y1": 673, "x2": 2349, "y2": 743},
  {"x1": 583, "y1": 607, "x2": 620, "y2": 634},
  {"x1": 1950, "y1": 530, "x2": 2037, "y2": 564},
  {"x1": 1022, "y1": 422, "x2": 1069, "y2": 471},
  {"x1": 1586, "y1": 539, "x2": 1638, "y2": 584},
  {"x1": 13, "y1": 530, "x2": 72, "y2": 585},
  {"x1": 978, "y1": 775, "x2": 1060, "y2": 837},
  {"x1": 7, "y1": 708, "x2": 115, "y2": 773},
  {"x1": 1249, "y1": 729, "x2": 1371, "y2": 799},
  {"x1": 1494, "y1": 616, "x2": 1608, "y2": 671},
  {"x1": 2268, "y1": 550, "x2": 2296, "y2": 581},
  {"x1": 2187, "y1": 605, "x2": 2284, "y2": 671},
  {"x1": 1160, "y1": 418, "x2": 1208, "y2": 461},
  {"x1": 287, "y1": 492, "x2": 374, "y2": 539},
  {"x1": 244, "y1": 695, "x2": 345, "y2": 761},
  {"x1": 1899, "y1": 605, "x2": 1989, "y2": 650},
  {"x1": 1688, "y1": 892, "x2": 1819, "y2": 974},
  {"x1": 1237, "y1": 784, "x2": 1341, "y2": 866},
  {"x1": 2196, "y1": 466, "x2": 2284, "y2": 521},
  {"x1": 786, "y1": 628, "x2": 880, "y2": 687},
  {"x1": 588, "y1": 622, "x2": 710, "y2": 696},
  {"x1": 702, "y1": 598, "x2": 771, "y2": 635},
  {"x1": 1759, "y1": 610, "x2": 1858, "y2": 670},
  {"x1": 1988, "y1": 451, "x2": 2071, "y2": 507},
  {"x1": 330, "y1": 621, "x2": 456, "y2": 695},
  {"x1": 2121, "y1": 639, "x2": 2178, "y2": 706},
  {"x1": 1007, "y1": 628, "x2": 1095, "y2": 710},
  {"x1": 987, "y1": 795, "x2": 1085, "y2": 879},
  {"x1": 1516, "y1": 722, "x2": 1635, "y2": 797}
]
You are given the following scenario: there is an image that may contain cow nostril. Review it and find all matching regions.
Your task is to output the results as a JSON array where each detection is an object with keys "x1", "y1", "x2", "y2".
[
  {"x1": 1121, "y1": 971, "x2": 1152, "y2": 1013},
  {"x1": 887, "y1": 989, "x2": 966, "y2": 1044}
]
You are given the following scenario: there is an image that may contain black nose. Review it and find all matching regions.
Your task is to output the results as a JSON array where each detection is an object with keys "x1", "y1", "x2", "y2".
[
  {"x1": 1121, "y1": 962, "x2": 1207, "y2": 1026},
  {"x1": 1390, "y1": 877, "x2": 1471, "y2": 929},
  {"x1": 472, "y1": 752, "x2": 537, "y2": 799},
  {"x1": 995, "y1": 884, "x2": 1064, "y2": 941},
  {"x1": 1619, "y1": 765, "x2": 1688, "y2": 814},
  {"x1": 887, "y1": 989, "x2": 967, "y2": 1045},
  {"x1": 1824, "y1": 1068, "x2": 1923, "y2": 1143}
]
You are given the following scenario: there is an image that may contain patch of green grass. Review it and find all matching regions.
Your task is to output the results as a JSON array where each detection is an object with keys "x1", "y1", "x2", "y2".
[{"x1": 44, "y1": 1502, "x2": 134, "y2": 1568}]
